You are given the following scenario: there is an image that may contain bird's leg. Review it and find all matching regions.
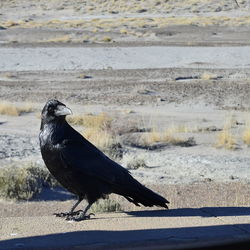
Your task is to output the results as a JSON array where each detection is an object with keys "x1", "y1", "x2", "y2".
[
  {"x1": 66, "y1": 203, "x2": 95, "y2": 221},
  {"x1": 69, "y1": 198, "x2": 83, "y2": 214},
  {"x1": 54, "y1": 198, "x2": 83, "y2": 218}
]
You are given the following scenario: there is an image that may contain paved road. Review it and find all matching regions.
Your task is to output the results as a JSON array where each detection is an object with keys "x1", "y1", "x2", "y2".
[
  {"x1": 1, "y1": 207, "x2": 250, "y2": 249},
  {"x1": 1, "y1": 46, "x2": 250, "y2": 71}
]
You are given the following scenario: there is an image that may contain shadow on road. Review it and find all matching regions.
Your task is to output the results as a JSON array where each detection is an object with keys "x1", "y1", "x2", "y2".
[
  {"x1": 1, "y1": 224, "x2": 250, "y2": 250},
  {"x1": 126, "y1": 207, "x2": 250, "y2": 218}
]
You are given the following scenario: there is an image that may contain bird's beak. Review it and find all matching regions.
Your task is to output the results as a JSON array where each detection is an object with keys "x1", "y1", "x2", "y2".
[{"x1": 54, "y1": 105, "x2": 73, "y2": 117}]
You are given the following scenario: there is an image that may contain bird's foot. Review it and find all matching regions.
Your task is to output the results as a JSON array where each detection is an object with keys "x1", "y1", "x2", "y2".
[
  {"x1": 66, "y1": 211, "x2": 95, "y2": 221},
  {"x1": 53, "y1": 210, "x2": 82, "y2": 218}
]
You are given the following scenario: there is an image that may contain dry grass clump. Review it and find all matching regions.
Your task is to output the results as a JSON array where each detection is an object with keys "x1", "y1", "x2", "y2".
[
  {"x1": 83, "y1": 128, "x2": 115, "y2": 150},
  {"x1": 101, "y1": 36, "x2": 112, "y2": 42},
  {"x1": 82, "y1": 127, "x2": 123, "y2": 160},
  {"x1": 90, "y1": 198, "x2": 122, "y2": 213},
  {"x1": 2, "y1": 72, "x2": 17, "y2": 79},
  {"x1": 120, "y1": 28, "x2": 128, "y2": 34},
  {"x1": 77, "y1": 74, "x2": 91, "y2": 79},
  {"x1": 68, "y1": 113, "x2": 112, "y2": 130},
  {"x1": 216, "y1": 116, "x2": 237, "y2": 150},
  {"x1": 127, "y1": 157, "x2": 147, "y2": 170},
  {"x1": 0, "y1": 102, "x2": 33, "y2": 116},
  {"x1": 68, "y1": 113, "x2": 122, "y2": 159},
  {"x1": 121, "y1": 122, "x2": 196, "y2": 150},
  {"x1": 242, "y1": 122, "x2": 250, "y2": 146},
  {"x1": 216, "y1": 127, "x2": 236, "y2": 150},
  {"x1": 201, "y1": 72, "x2": 218, "y2": 80},
  {"x1": 44, "y1": 35, "x2": 71, "y2": 43},
  {"x1": 0, "y1": 162, "x2": 58, "y2": 200},
  {"x1": 4, "y1": 20, "x2": 19, "y2": 27},
  {"x1": 142, "y1": 128, "x2": 194, "y2": 147}
]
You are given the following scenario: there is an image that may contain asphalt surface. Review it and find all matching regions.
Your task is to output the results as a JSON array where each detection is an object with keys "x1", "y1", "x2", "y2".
[{"x1": 1, "y1": 207, "x2": 250, "y2": 249}]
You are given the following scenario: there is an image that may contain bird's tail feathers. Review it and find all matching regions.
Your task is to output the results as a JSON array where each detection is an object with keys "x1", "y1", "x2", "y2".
[{"x1": 117, "y1": 178, "x2": 169, "y2": 209}]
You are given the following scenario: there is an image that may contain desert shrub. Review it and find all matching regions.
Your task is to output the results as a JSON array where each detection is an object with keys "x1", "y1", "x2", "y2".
[
  {"x1": 25, "y1": 162, "x2": 59, "y2": 188},
  {"x1": 102, "y1": 142, "x2": 123, "y2": 160},
  {"x1": 0, "y1": 166, "x2": 40, "y2": 200},
  {"x1": 90, "y1": 198, "x2": 122, "y2": 213},
  {"x1": 0, "y1": 162, "x2": 59, "y2": 200},
  {"x1": 127, "y1": 157, "x2": 147, "y2": 170}
]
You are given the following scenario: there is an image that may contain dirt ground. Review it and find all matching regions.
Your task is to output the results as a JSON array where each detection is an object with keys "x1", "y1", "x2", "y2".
[
  {"x1": 0, "y1": 1, "x2": 250, "y2": 248},
  {"x1": 1, "y1": 0, "x2": 250, "y2": 46}
]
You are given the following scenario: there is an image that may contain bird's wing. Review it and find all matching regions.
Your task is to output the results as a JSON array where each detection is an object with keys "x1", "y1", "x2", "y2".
[{"x1": 60, "y1": 139, "x2": 129, "y2": 185}]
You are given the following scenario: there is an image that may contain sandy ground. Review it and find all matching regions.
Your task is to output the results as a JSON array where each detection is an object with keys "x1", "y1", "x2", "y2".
[
  {"x1": 1, "y1": 46, "x2": 250, "y2": 71},
  {"x1": 1, "y1": 0, "x2": 250, "y2": 249}
]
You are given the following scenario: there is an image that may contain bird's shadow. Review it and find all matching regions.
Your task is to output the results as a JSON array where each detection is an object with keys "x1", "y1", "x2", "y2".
[
  {"x1": 34, "y1": 187, "x2": 75, "y2": 201},
  {"x1": 126, "y1": 207, "x2": 250, "y2": 218}
]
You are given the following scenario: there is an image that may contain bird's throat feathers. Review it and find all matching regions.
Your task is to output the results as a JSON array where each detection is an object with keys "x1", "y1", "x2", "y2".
[{"x1": 40, "y1": 120, "x2": 66, "y2": 147}]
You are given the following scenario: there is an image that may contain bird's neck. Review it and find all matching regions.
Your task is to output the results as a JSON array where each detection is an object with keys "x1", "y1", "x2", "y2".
[
  {"x1": 40, "y1": 119, "x2": 68, "y2": 147},
  {"x1": 40, "y1": 117, "x2": 66, "y2": 131}
]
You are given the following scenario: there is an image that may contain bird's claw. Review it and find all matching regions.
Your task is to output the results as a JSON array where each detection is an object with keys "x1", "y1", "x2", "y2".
[
  {"x1": 66, "y1": 212, "x2": 95, "y2": 221},
  {"x1": 54, "y1": 210, "x2": 82, "y2": 218},
  {"x1": 54, "y1": 212, "x2": 69, "y2": 217}
]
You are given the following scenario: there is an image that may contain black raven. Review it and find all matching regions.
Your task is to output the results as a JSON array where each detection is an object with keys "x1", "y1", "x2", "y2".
[{"x1": 39, "y1": 100, "x2": 169, "y2": 221}]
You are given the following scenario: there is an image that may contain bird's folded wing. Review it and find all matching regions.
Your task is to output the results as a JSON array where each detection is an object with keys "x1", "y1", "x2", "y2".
[{"x1": 60, "y1": 140, "x2": 129, "y2": 185}]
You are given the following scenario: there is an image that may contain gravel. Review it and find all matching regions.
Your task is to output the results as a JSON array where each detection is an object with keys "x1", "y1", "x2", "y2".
[{"x1": 0, "y1": 135, "x2": 39, "y2": 160}]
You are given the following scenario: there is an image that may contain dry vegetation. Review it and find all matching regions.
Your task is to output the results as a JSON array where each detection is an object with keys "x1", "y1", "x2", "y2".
[
  {"x1": 242, "y1": 122, "x2": 250, "y2": 146},
  {"x1": 67, "y1": 112, "x2": 112, "y2": 129},
  {"x1": 0, "y1": 0, "x2": 249, "y2": 45},
  {"x1": 142, "y1": 127, "x2": 195, "y2": 148},
  {"x1": 0, "y1": 102, "x2": 33, "y2": 116},
  {"x1": 127, "y1": 157, "x2": 148, "y2": 170},
  {"x1": 83, "y1": 128, "x2": 116, "y2": 151},
  {"x1": 201, "y1": 72, "x2": 218, "y2": 80},
  {"x1": 68, "y1": 112, "x2": 114, "y2": 150},
  {"x1": 2, "y1": 15, "x2": 250, "y2": 32},
  {"x1": 90, "y1": 198, "x2": 122, "y2": 213},
  {"x1": 0, "y1": 161, "x2": 121, "y2": 212},
  {"x1": 1, "y1": 0, "x2": 246, "y2": 17},
  {"x1": 68, "y1": 113, "x2": 196, "y2": 156},
  {"x1": 101, "y1": 36, "x2": 112, "y2": 42},
  {"x1": 43, "y1": 35, "x2": 71, "y2": 43},
  {"x1": 68, "y1": 113, "x2": 122, "y2": 159},
  {"x1": 216, "y1": 128, "x2": 236, "y2": 150},
  {"x1": 216, "y1": 119, "x2": 237, "y2": 150},
  {"x1": 0, "y1": 162, "x2": 58, "y2": 200}
]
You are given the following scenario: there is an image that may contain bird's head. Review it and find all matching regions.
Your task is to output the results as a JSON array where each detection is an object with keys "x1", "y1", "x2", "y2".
[{"x1": 41, "y1": 99, "x2": 72, "y2": 124}]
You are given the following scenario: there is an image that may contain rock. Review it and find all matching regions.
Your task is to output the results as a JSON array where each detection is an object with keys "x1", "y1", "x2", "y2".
[
  {"x1": 137, "y1": 9, "x2": 147, "y2": 13},
  {"x1": 215, "y1": 7, "x2": 222, "y2": 12},
  {"x1": 157, "y1": 97, "x2": 166, "y2": 102}
]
